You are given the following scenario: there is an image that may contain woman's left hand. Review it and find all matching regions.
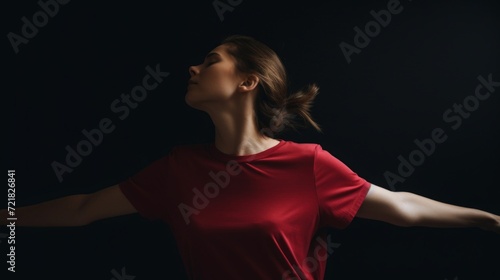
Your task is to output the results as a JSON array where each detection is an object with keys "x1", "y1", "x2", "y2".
[{"x1": 479, "y1": 214, "x2": 500, "y2": 234}]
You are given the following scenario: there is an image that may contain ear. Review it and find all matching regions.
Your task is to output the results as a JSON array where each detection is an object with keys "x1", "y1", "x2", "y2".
[{"x1": 238, "y1": 74, "x2": 260, "y2": 93}]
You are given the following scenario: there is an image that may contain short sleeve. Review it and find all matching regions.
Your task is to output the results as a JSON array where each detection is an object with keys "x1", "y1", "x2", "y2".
[
  {"x1": 119, "y1": 148, "x2": 175, "y2": 222},
  {"x1": 314, "y1": 145, "x2": 371, "y2": 229}
]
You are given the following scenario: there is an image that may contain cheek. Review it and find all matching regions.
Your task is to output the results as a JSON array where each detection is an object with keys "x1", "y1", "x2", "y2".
[
  {"x1": 203, "y1": 70, "x2": 238, "y2": 95},
  {"x1": 186, "y1": 77, "x2": 234, "y2": 106}
]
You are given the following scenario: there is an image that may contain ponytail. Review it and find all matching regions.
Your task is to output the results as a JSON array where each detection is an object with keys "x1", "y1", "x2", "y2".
[
  {"x1": 284, "y1": 83, "x2": 322, "y2": 132},
  {"x1": 256, "y1": 83, "x2": 322, "y2": 137}
]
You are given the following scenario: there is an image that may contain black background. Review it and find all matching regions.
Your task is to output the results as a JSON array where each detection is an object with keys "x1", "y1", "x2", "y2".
[{"x1": 3, "y1": 0, "x2": 500, "y2": 279}]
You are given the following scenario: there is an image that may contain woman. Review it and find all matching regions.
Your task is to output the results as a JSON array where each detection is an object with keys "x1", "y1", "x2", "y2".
[{"x1": 2, "y1": 35, "x2": 499, "y2": 280}]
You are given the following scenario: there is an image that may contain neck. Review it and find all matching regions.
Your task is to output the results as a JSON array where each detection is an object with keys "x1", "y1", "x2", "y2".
[{"x1": 206, "y1": 104, "x2": 278, "y2": 156}]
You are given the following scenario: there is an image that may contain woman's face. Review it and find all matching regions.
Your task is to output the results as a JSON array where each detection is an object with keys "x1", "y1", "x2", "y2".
[{"x1": 186, "y1": 44, "x2": 245, "y2": 110}]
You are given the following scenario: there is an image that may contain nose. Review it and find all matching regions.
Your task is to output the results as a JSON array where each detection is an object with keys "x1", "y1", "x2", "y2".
[{"x1": 189, "y1": 65, "x2": 199, "y2": 77}]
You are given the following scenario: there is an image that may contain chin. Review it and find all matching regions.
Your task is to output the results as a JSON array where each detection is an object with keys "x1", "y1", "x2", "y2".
[
  {"x1": 185, "y1": 92, "x2": 204, "y2": 110},
  {"x1": 185, "y1": 93, "x2": 196, "y2": 107}
]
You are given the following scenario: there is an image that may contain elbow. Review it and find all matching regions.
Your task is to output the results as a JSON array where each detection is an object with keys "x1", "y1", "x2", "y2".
[
  {"x1": 75, "y1": 216, "x2": 92, "y2": 227},
  {"x1": 74, "y1": 194, "x2": 92, "y2": 227},
  {"x1": 390, "y1": 192, "x2": 421, "y2": 228},
  {"x1": 70, "y1": 213, "x2": 90, "y2": 227},
  {"x1": 357, "y1": 187, "x2": 423, "y2": 228},
  {"x1": 392, "y1": 216, "x2": 418, "y2": 228}
]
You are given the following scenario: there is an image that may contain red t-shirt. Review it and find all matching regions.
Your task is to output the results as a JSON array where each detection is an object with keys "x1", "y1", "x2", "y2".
[{"x1": 119, "y1": 139, "x2": 371, "y2": 280}]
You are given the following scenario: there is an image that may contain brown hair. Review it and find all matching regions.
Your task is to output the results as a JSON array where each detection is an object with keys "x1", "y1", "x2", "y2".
[{"x1": 221, "y1": 35, "x2": 322, "y2": 136}]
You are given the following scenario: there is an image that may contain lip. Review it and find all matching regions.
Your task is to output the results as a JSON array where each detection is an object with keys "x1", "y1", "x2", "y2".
[{"x1": 188, "y1": 80, "x2": 198, "y2": 85}]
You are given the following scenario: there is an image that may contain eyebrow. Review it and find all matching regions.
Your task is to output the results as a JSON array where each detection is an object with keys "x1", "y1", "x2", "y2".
[{"x1": 204, "y1": 52, "x2": 221, "y2": 60}]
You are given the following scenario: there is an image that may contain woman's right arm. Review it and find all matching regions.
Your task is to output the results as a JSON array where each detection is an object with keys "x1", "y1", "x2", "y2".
[{"x1": 0, "y1": 184, "x2": 137, "y2": 227}]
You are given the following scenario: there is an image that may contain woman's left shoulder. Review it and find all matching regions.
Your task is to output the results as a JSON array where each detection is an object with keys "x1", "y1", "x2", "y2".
[{"x1": 279, "y1": 139, "x2": 321, "y2": 156}]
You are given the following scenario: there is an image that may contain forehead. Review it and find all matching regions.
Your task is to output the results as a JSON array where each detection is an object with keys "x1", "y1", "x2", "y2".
[{"x1": 207, "y1": 44, "x2": 234, "y2": 60}]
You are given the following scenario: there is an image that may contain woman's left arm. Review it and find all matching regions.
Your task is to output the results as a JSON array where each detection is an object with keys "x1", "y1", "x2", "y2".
[{"x1": 356, "y1": 184, "x2": 500, "y2": 234}]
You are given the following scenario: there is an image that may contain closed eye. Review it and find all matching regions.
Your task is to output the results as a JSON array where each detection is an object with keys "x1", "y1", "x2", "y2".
[
  {"x1": 206, "y1": 60, "x2": 217, "y2": 66},
  {"x1": 203, "y1": 52, "x2": 221, "y2": 67}
]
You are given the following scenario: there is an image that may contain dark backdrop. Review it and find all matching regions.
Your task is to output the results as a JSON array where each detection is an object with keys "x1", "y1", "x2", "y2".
[{"x1": 3, "y1": 0, "x2": 500, "y2": 279}]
